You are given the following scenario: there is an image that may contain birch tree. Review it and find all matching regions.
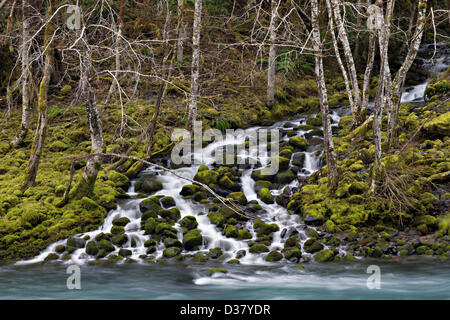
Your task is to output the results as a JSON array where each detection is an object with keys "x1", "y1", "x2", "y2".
[
  {"x1": 387, "y1": 0, "x2": 427, "y2": 148},
  {"x1": 25, "y1": 0, "x2": 55, "y2": 188},
  {"x1": 371, "y1": 0, "x2": 395, "y2": 192},
  {"x1": 266, "y1": 0, "x2": 278, "y2": 107},
  {"x1": 311, "y1": 0, "x2": 338, "y2": 188},
  {"x1": 187, "y1": 0, "x2": 202, "y2": 130},
  {"x1": 11, "y1": 0, "x2": 32, "y2": 147},
  {"x1": 176, "y1": 0, "x2": 185, "y2": 64}
]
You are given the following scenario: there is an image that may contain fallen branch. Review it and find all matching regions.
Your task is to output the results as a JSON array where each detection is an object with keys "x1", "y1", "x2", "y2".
[{"x1": 64, "y1": 153, "x2": 257, "y2": 221}]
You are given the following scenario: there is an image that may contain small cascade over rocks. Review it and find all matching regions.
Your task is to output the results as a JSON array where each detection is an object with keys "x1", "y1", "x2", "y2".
[{"x1": 18, "y1": 110, "x2": 349, "y2": 266}]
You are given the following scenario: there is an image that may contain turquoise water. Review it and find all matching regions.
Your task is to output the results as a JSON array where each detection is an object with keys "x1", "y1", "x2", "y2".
[{"x1": 1, "y1": 258, "x2": 449, "y2": 299}]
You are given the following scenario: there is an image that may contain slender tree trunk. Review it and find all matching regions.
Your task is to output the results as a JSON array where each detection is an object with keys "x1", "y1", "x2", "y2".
[
  {"x1": 187, "y1": 0, "x2": 202, "y2": 130},
  {"x1": 25, "y1": 0, "x2": 54, "y2": 189},
  {"x1": 325, "y1": 0, "x2": 354, "y2": 113},
  {"x1": 330, "y1": 0, "x2": 363, "y2": 126},
  {"x1": 100, "y1": 0, "x2": 125, "y2": 117},
  {"x1": 311, "y1": 0, "x2": 338, "y2": 188},
  {"x1": 371, "y1": 0, "x2": 395, "y2": 192},
  {"x1": 176, "y1": 0, "x2": 185, "y2": 64},
  {"x1": 12, "y1": 0, "x2": 32, "y2": 147},
  {"x1": 362, "y1": 29, "x2": 376, "y2": 110},
  {"x1": 267, "y1": 0, "x2": 278, "y2": 107},
  {"x1": 387, "y1": 0, "x2": 427, "y2": 148},
  {"x1": 71, "y1": 51, "x2": 104, "y2": 199}
]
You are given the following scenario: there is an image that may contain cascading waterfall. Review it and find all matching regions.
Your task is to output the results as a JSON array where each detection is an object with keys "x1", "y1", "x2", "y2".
[{"x1": 17, "y1": 110, "x2": 346, "y2": 266}]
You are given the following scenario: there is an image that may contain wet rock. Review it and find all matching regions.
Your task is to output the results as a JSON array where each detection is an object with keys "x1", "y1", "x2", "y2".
[
  {"x1": 254, "y1": 180, "x2": 273, "y2": 193},
  {"x1": 119, "y1": 249, "x2": 132, "y2": 257},
  {"x1": 304, "y1": 238, "x2": 324, "y2": 253},
  {"x1": 135, "y1": 177, "x2": 163, "y2": 194},
  {"x1": 179, "y1": 216, "x2": 198, "y2": 231},
  {"x1": 314, "y1": 249, "x2": 335, "y2": 262},
  {"x1": 291, "y1": 152, "x2": 305, "y2": 167},
  {"x1": 163, "y1": 238, "x2": 182, "y2": 248},
  {"x1": 67, "y1": 237, "x2": 85, "y2": 249},
  {"x1": 160, "y1": 196, "x2": 176, "y2": 208},
  {"x1": 258, "y1": 188, "x2": 274, "y2": 204},
  {"x1": 289, "y1": 136, "x2": 308, "y2": 151},
  {"x1": 236, "y1": 249, "x2": 247, "y2": 259},
  {"x1": 85, "y1": 241, "x2": 99, "y2": 256},
  {"x1": 282, "y1": 247, "x2": 302, "y2": 262},
  {"x1": 112, "y1": 217, "x2": 131, "y2": 227},
  {"x1": 208, "y1": 247, "x2": 223, "y2": 259},
  {"x1": 163, "y1": 247, "x2": 181, "y2": 258},
  {"x1": 112, "y1": 234, "x2": 128, "y2": 247},
  {"x1": 280, "y1": 228, "x2": 288, "y2": 239},
  {"x1": 183, "y1": 229, "x2": 203, "y2": 251},
  {"x1": 249, "y1": 243, "x2": 269, "y2": 253},
  {"x1": 265, "y1": 250, "x2": 283, "y2": 262}
]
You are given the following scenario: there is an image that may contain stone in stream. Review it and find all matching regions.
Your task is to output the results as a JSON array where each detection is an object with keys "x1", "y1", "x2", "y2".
[
  {"x1": 291, "y1": 152, "x2": 305, "y2": 167},
  {"x1": 112, "y1": 217, "x2": 131, "y2": 227},
  {"x1": 66, "y1": 237, "x2": 85, "y2": 249},
  {"x1": 134, "y1": 177, "x2": 163, "y2": 194}
]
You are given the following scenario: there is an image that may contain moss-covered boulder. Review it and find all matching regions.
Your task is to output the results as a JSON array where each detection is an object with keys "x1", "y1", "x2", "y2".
[
  {"x1": 219, "y1": 175, "x2": 235, "y2": 189},
  {"x1": 253, "y1": 219, "x2": 280, "y2": 237},
  {"x1": 303, "y1": 238, "x2": 324, "y2": 253},
  {"x1": 112, "y1": 234, "x2": 128, "y2": 247},
  {"x1": 180, "y1": 184, "x2": 202, "y2": 196},
  {"x1": 194, "y1": 169, "x2": 219, "y2": 186},
  {"x1": 258, "y1": 188, "x2": 274, "y2": 204},
  {"x1": 225, "y1": 225, "x2": 238, "y2": 238},
  {"x1": 276, "y1": 170, "x2": 296, "y2": 184},
  {"x1": 135, "y1": 177, "x2": 163, "y2": 194},
  {"x1": 112, "y1": 217, "x2": 131, "y2": 227},
  {"x1": 67, "y1": 237, "x2": 85, "y2": 249},
  {"x1": 179, "y1": 216, "x2": 198, "y2": 231},
  {"x1": 292, "y1": 152, "x2": 305, "y2": 167},
  {"x1": 314, "y1": 249, "x2": 335, "y2": 262},
  {"x1": 85, "y1": 241, "x2": 99, "y2": 256},
  {"x1": 208, "y1": 247, "x2": 223, "y2": 259},
  {"x1": 160, "y1": 196, "x2": 176, "y2": 208},
  {"x1": 289, "y1": 136, "x2": 308, "y2": 150},
  {"x1": 163, "y1": 247, "x2": 181, "y2": 258},
  {"x1": 207, "y1": 211, "x2": 225, "y2": 227},
  {"x1": 254, "y1": 180, "x2": 273, "y2": 193},
  {"x1": 282, "y1": 247, "x2": 302, "y2": 261},
  {"x1": 237, "y1": 229, "x2": 252, "y2": 240},
  {"x1": 227, "y1": 192, "x2": 247, "y2": 205},
  {"x1": 163, "y1": 238, "x2": 182, "y2": 248},
  {"x1": 205, "y1": 268, "x2": 228, "y2": 276},
  {"x1": 183, "y1": 229, "x2": 203, "y2": 250},
  {"x1": 98, "y1": 239, "x2": 115, "y2": 253},
  {"x1": 249, "y1": 243, "x2": 269, "y2": 254},
  {"x1": 424, "y1": 112, "x2": 450, "y2": 136},
  {"x1": 139, "y1": 196, "x2": 162, "y2": 215},
  {"x1": 159, "y1": 208, "x2": 181, "y2": 223},
  {"x1": 265, "y1": 250, "x2": 283, "y2": 262}
]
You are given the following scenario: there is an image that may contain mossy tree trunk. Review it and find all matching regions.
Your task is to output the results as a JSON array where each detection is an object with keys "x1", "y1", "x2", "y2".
[
  {"x1": 12, "y1": 0, "x2": 32, "y2": 147},
  {"x1": 371, "y1": 0, "x2": 395, "y2": 192},
  {"x1": 71, "y1": 51, "x2": 104, "y2": 200},
  {"x1": 311, "y1": 0, "x2": 338, "y2": 188},
  {"x1": 176, "y1": 0, "x2": 185, "y2": 64},
  {"x1": 25, "y1": 0, "x2": 54, "y2": 189}
]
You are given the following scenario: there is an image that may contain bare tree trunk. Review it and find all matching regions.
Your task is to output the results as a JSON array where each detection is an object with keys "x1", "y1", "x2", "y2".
[
  {"x1": 325, "y1": 0, "x2": 354, "y2": 113},
  {"x1": 330, "y1": 0, "x2": 363, "y2": 126},
  {"x1": 362, "y1": 28, "x2": 376, "y2": 110},
  {"x1": 12, "y1": 0, "x2": 32, "y2": 147},
  {"x1": 176, "y1": 0, "x2": 185, "y2": 64},
  {"x1": 387, "y1": 0, "x2": 427, "y2": 148},
  {"x1": 100, "y1": 0, "x2": 125, "y2": 117},
  {"x1": 371, "y1": 0, "x2": 395, "y2": 192},
  {"x1": 267, "y1": 0, "x2": 278, "y2": 107},
  {"x1": 71, "y1": 51, "x2": 104, "y2": 199},
  {"x1": 25, "y1": 0, "x2": 54, "y2": 189},
  {"x1": 187, "y1": 0, "x2": 202, "y2": 130},
  {"x1": 311, "y1": 0, "x2": 338, "y2": 188}
]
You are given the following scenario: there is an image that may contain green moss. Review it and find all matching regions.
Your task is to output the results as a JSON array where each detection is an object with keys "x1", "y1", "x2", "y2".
[
  {"x1": 227, "y1": 192, "x2": 247, "y2": 205},
  {"x1": 253, "y1": 219, "x2": 279, "y2": 237},
  {"x1": 282, "y1": 247, "x2": 301, "y2": 260},
  {"x1": 249, "y1": 243, "x2": 269, "y2": 253},
  {"x1": 237, "y1": 229, "x2": 252, "y2": 240},
  {"x1": 258, "y1": 188, "x2": 274, "y2": 204},
  {"x1": 183, "y1": 229, "x2": 203, "y2": 250},
  {"x1": 206, "y1": 268, "x2": 228, "y2": 276},
  {"x1": 163, "y1": 247, "x2": 181, "y2": 258},
  {"x1": 218, "y1": 176, "x2": 235, "y2": 189},
  {"x1": 265, "y1": 250, "x2": 283, "y2": 262},
  {"x1": 304, "y1": 238, "x2": 324, "y2": 253},
  {"x1": 314, "y1": 249, "x2": 335, "y2": 262},
  {"x1": 179, "y1": 216, "x2": 198, "y2": 231},
  {"x1": 135, "y1": 177, "x2": 163, "y2": 194},
  {"x1": 194, "y1": 169, "x2": 219, "y2": 186},
  {"x1": 207, "y1": 211, "x2": 225, "y2": 227},
  {"x1": 289, "y1": 136, "x2": 308, "y2": 150}
]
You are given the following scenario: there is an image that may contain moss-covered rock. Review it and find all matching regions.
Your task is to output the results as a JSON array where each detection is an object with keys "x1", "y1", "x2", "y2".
[
  {"x1": 249, "y1": 243, "x2": 269, "y2": 253},
  {"x1": 227, "y1": 192, "x2": 248, "y2": 205},
  {"x1": 112, "y1": 217, "x2": 131, "y2": 227},
  {"x1": 163, "y1": 247, "x2": 181, "y2": 258},
  {"x1": 208, "y1": 211, "x2": 225, "y2": 227},
  {"x1": 179, "y1": 216, "x2": 198, "y2": 231},
  {"x1": 135, "y1": 177, "x2": 163, "y2": 194},
  {"x1": 282, "y1": 247, "x2": 302, "y2": 261},
  {"x1": 183, "y1": 229, "x2": 203, "y2": 250},
  {"x1": 304, "y1": 238, "x2": 324, "y2": 253},
  {"x1": 254, "y1": 180, "x2": 273, "y2": 193},
  {"x1": 237, "y1": 229, "x2": 252, "y2": 240},
  {"x1": 98, "y1": 239, "x2": 115, "y2": 253},
  {"x1": 225, "y1": 225, "x2": 238, "y2": 238},
  {"x1": 160, "y1": 196, "x2": 176, "y2": 208},
  {"x1": 265, "y1": 250, "x2": 283, "y2": 262},
  {"x1": 289, "y1": 136, "x2": 308, "y2": 150},
  {"x1": 208, "y1": 247, "x2": 223, "y2": 259},
  {"x1": 85, "y1": 241, "x2": 99, "y2": 256},
  {"x1": 258, "y1": 188, "x2": 274, "y2": 204},
  {"x1": 194, "y1": 169, "x2": 219, "y2": 186},
  {"x1": 314, "y1": 249, "x2": 335, "y2": 262},
  {"x1": 218, "y1": 176, "x2": 235, "y2": 189},
  {"x1": 253, "y1": 219, "x2": 280, "y2": 237}
]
